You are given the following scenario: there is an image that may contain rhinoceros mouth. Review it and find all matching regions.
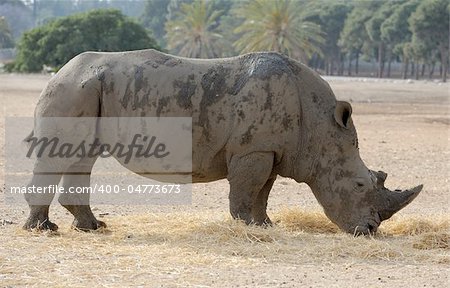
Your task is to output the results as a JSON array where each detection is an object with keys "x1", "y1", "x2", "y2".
[
  {"x1": 351, "y1": 223, "x2": 378, "y2": 236},
  {"x1": 349, "y1": 213, "x2": 381, "y2": 236}
]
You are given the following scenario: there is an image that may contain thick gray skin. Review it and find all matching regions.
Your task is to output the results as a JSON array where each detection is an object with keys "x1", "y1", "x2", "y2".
[{"x1": 24, "y1": 50, "x2": 422, "y2": 234}]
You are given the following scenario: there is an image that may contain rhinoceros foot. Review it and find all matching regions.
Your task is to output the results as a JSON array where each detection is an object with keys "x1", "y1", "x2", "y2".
[
  {"x1": 252, "y1": 217, "x2": 273, "y2": 227},
  {"x1": 72, "y1": 218, "x2": 107, "y2": 232},
  {"x1": 232, "y1": 213, "x2": 272, "y2": 227},
  {"x1": 23, "y1": 214, "x2": 59, "y2": 231}
]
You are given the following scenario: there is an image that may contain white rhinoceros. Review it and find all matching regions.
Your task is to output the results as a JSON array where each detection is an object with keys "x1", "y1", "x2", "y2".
[{"x1": 23, "y1": 50, "x2": 422, "y2": 234}]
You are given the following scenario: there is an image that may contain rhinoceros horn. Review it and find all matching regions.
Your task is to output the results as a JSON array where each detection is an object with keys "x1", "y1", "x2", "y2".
[{"x1": 377, "y1": 172, "x2": 423, "y2": 221}]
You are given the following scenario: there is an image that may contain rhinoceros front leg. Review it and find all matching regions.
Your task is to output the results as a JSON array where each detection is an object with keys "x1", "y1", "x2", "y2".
[
  {"x1": 227, "y1": 152, "x2": 275, "y2": 225},
  {"x1": 23, "y1": 173, "x2": 62, "y2": 231},
  {"x1": 58, "y1": 159, "x2": 106, "y2": 231}
]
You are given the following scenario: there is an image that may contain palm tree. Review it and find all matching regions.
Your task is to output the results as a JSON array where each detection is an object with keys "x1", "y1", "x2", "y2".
[
  {"x1": 233, "y1": 0, "x2": 324, "y2": 61},
  {"x1": 165, "y1": 0, "x2": 223, "y2": 58}
]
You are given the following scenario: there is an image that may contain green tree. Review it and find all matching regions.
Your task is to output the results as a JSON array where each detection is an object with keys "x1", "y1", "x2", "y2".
[
  {"x1": 409, "y1": 0, "x2": 449, "y2": 82},
  {"x1": 141, "y1": 0, "x2": 170, "y2": 47},
  {"x1": 0, "y1": 16, "x2": 14, "y2": 48},
  {"x1": 233, "y1": 0, "x2": 324, "y2": 61},
  {"x1": 365, "y1": 1, "x2": 399, "y2": 78},
  {"x1": 380, "y1": 0, "x2": 420, "y2": 78},
  {"x1": 313, "y1": 1, "x2": 351, "y2": 75},
  {"x1": 339, "y1": 1, "x2": 381, "y2": 75},
  {"x1": 165, "y1": 0, "x2": 223, "y2": 58},
  {"x1": 211, "y1": 0, "x2": 240, "y2": 57},
  {"x1": 13, "y1": 9, "x2": 160, "y2": 72}
]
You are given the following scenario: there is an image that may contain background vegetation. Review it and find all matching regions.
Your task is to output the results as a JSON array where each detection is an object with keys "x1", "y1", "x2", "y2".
[
  {"x1": 11, "y1": 9, "x2": 160, "y2": 72},
  {"x1": 0, "y1": 0, "x2": 448, "y2": 81}
]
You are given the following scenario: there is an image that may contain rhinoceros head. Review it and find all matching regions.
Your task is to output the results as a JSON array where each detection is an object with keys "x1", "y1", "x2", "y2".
[{"x1": 307, "y1": 101, "x2": 422, "y2": 235}]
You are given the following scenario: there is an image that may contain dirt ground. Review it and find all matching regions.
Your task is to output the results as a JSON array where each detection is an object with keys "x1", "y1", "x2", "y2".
[{"x1": 0, "y1": 73, "x2": 448, "y2": 287}]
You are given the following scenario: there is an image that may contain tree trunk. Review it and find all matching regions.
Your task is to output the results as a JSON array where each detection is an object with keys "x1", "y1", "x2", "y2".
[
  {"x1": 411, "y1": 62, "x2": 415, "y2": 77},
  {"x1": 348, "y1": 53, "x2": 352, "y2": 76},
  {"x1": 355, "y1": 51, "x2": 359, "y2": 75},
  {"x1": 386, "y1": 58, "x2": 392, "y2": 78},
  {"x1": 377, "y1": 42, "x2": 385, "y2": 78},
  {"x1": 421, "y1": 64, "x2": 426, "y2": 77},
  {"x1": 386, "y1": 49, "x2": 392, "y2": 78},
  {"x1": 429, "y1": 62, "x2": 435, "y2": 79},
  {"x1": 311, "y1": 54, "x2": 316, "y2": 70},
  {"x1": 415, "y1": 61, "x2": 420, "y2": 80},
  {"x1": 402, "y1": 58, "x2": 409, "y2": 79},
  {"x1": 440, "y1": 44, "x2": 448, "y2": 82}
]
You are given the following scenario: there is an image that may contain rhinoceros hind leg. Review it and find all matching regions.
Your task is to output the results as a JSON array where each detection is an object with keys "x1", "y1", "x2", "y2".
[
  {"x1": 227, "y1": 152, "x2": 274, "y2": 225},
  {"x1": 58, "y1": 159, "x2": 105, "y2": 231},
  {"x1": 251, "y1": 176, "x2": 276, "y2": 225},
  {"x1": 23, "y1": 174, "x2": 62, "y2": 231}
]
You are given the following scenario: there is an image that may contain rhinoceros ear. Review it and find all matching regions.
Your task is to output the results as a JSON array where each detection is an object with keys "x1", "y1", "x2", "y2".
[{"x1": 334, "y1": 101, "x2": 353, "y2": 129}]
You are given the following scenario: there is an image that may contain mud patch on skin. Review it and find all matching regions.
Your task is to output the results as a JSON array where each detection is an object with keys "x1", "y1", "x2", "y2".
[
  {"x1": 120, "y1": 82, "x2": 132, "y2": 109},
  {"x1": 281, "y1": 113, "x2": 293, "y2": 130},
  {"x1": 240, "y1": 124, "x2": 256, "y2": 145},
  {"x1": 263, "y1": 84, "x2": 274, "y2": 111},
  {"x1": 334, "y1": 170, "x2": 356, "y2": 181},
  {"x1": 237, "y1": 110, "x2": 245, "y2": 120},
  {"x1": 156, "y1": 97, "x2": 170, "y2": 117},
  {"x1": 106, "y1": 81, "x2": 115, "y2": 94},
  {"x1": 154, "y1": 54, "x2": 182, "y2": 67},
  {"x1": 144, "y1": 59, "x2": 160, "y2": 69},
  {"x1": 311, "y1": 92, "x2": 319, "y2": 104},
  {"x1": 199, "y1": 65, "x2": 231, "y2": 140},
  {"x1": 154, "y1": 55, "x2": 171, "y2": 65},
  {"x1": 119, "y1": 66, "x2": 152, "y2": 110},
  {"x1": 216, "y1": 112, "x2": 225, "y2": 124},
  {"x1": 120, "y1": 81, "x2": 151, "y2": 110},
  {"x1": 197, "y1": 53, "x2": 302, "y2": 140},
  {"x1": 174, "y1": 74, "x2": 197, "y2": 110},
  {"x1": 134, "y1": 93, "x2": 150, "y2": 110},
  {"x1": 134, "y1": 66, "x2": 145, "y2": 93},
  {"x1": 241, "y1": 93, "x2": 251, "y2": 102},
  {"x1": 201, "y1": 65, "x2": 230, "y2": 103},
  {"x1": 229, "y1": 74, "x2": 248, "y2": 95},
  {"x1": 230, "y1": 53, "x2": 301, "y2": 99},
  {"x1": 95, "y1": 67, "x2": 106, "y2": 82},
  {"x1": 239, "y1": 52, "x2": 301, "y2": 80}
]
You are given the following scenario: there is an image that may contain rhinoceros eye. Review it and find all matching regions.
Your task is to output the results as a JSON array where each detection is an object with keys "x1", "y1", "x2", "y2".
[{"x1": 356, "y1": 182, "x2": 365, "y2": 187}]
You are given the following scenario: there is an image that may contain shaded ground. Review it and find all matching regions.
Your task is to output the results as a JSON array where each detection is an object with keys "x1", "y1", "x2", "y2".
[{"x1": 0, "y1": 74, "x2": 448, "y2": 287}]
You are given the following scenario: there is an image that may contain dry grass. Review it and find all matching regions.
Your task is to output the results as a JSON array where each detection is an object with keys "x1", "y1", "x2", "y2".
[
  {"x1": 379, "y1": 214, "x2": 450, "y2": 251},
  {"x1": 274, "y1": 208, "x2": 339, "y2": 233},
  {"x1": 1, "y1": 209, "x2": 449, "y2": 286}
]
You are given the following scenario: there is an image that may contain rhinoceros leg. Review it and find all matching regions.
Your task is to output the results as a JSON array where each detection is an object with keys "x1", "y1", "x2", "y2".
[
  {"x1": 251, "y1": 176, "x2": 276, "y2": 225},
  {"x1": 23, "y1": 173, "x2": 62, "y2": 231},
  {"x1": 58, "y1": 158, "x2": 106, "y2": 231},
  {"x1": 227, "y1": 152, "x2": 274, "y2": 225}
]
